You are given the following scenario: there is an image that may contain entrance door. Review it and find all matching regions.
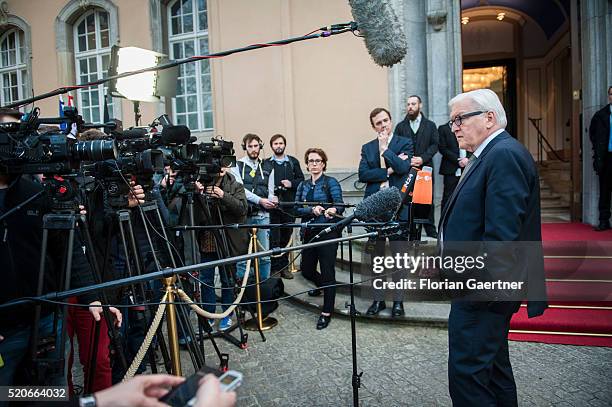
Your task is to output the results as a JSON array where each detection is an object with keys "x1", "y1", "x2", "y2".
[{"x1": 462, "y1": 59, "x2": 517, "y2": 137}]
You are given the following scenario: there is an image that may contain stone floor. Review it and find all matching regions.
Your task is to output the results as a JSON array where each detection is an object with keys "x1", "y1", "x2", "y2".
[{"x1": 168, "y1": 301, "x2": 612, "y2": 407}]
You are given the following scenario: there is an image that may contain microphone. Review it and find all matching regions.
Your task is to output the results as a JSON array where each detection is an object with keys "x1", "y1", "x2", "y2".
[
  {"x1": 161, "y1": 125, "x2": 191, "y2": 145},
  {"x1": 314, "y1": 186, "x2": 402, "y2": 239},
  {"x1": 113, "y1": 127, "x2": 148, "y2": 140},
  {"x1": 348, "y1": 0, "x2": 407, "y2": 67},
  {"x1": 412, "y1": 166, "x2": 433, "y2": 220}
]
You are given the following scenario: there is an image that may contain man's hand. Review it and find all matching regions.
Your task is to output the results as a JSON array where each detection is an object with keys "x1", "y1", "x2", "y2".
[
  {"x1": 458, "y1": 157, "x2": 469, "y2": 168},
  {"x1": 195, "y1": 181, "x2": 205, "y2": 194},
  {"x1": 378, "y1": 132, "x2": 390, "y2": 153},
  {"x1": 312, "y1": 205, "x2": 325, "y2": 216},
  {"x1": 194, "y1": 374, "x2": 237, "y2": 407},
  {"x1": 259, "y1": 198, "x2": 276, "y2": 210},
  {"x1": 387, "y1": 167, "x2": 394, "y2": 176},
  {"x1": 205, "y1": 186, "x2": 224, "y2": 199},
  {"x1": 89, "y1": 301, "x2": 123, "y2": 327},
  {"x1": 280, "y1": 180, "x2": 292, "y2": 189},
  {"x1": 398, "y1": 153, "x2": 409, "y2": 161},
  {"x1": 0, "y1": 334, "x2": 4, "y2": 342},
  {"x1": 94, "y1": 374, "x2": 185, "y2": 407},
  {"x1": 324, "y1": 207, "x2": 337, "y2": 219},
  {"x1": 410, "y1": 156, "x2": 424, "y2": 167},
  {"x1": 128, "y1": 182, "x2": 145, "y2": 207}
]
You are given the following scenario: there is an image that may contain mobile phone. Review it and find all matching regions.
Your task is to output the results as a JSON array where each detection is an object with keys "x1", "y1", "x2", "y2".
[
  {"x1": 159, "y1": 366, "x2": 221, "y2": 407},
  {"x1": 185, "y1": 370, "x2": 243, "y2": 407}
]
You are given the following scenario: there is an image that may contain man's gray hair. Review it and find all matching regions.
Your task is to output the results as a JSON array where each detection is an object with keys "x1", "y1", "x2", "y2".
[{"x1": 449, "y1": 89, "x2": 507, "y2": 128}]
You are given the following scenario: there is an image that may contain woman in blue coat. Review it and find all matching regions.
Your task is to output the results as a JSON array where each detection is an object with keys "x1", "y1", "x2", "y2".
[{"x1": 294, "y1": 148, "x2": 344, "y2": 329}]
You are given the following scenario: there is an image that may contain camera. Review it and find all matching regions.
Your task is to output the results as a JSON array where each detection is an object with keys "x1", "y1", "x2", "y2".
[{"x1": 170, "y1": 136, "x2": 236, "y2": 184}]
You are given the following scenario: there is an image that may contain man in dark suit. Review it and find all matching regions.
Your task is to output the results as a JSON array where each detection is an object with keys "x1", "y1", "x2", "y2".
[
  {"x1": 358, "y1": 107, "x2": 413, "y2": 317},
  {"x1": 589, "y1": 85, "x2": 612, "y2": 231},
  {"x1": 438, "y1": 123, "x2": 469, "y2": 212},
  {"x1": 439, "y1": 89, "x2": 547, "y2": 407},
  {"x1": 395, "y1": 95, "x2": 439, "y2": 237}
]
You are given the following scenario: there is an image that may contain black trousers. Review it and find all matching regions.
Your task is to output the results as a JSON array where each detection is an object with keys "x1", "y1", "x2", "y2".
[
  {"x1": 442, "y1": 174, "x2": 460, "y2": 214},
  {"x1": 598, "y1": 153, "x2": 612, "y2": 223},
  {"x1": 448, "y1": 301, "x2": 520, "y2": 407},
  {"x1": 270, "y1": 210, "x2": 294, "y2": 272},
  {"x1": 301, "y1": 233, "x2": 338, "y2": 314},
  {"x1": 371, "y1": 236, "x2": 405, "y2": 302}
]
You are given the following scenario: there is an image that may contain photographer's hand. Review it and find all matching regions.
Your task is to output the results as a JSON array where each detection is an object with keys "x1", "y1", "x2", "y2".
[
  {"x1": 259, "y1": 198, "x2": 276, "y2": 210},
  {"x1": 88, "y1": 301, "x2": 123, "y2": 327},
  {"x1": 94, "y1": 374, "x2": 185, "y2": 407},
  {"x1": 324, "y1": 207, "x2": 337, "y2": 219},
  {"x1": 205, "y1": 186, "x2": 224, "y2": 199},
  {"x1": 312, "y1": 205, "x2": 325, "y2": 216},
  {"x1": 280, "y1": 179, "x2": 292, "y2": 189},
  {"x1": 194, "y1": 374, "x2": 237, "y2": 407},
  {"x1": 128, "y1": 182, "x2": 145, "y2": 207}
]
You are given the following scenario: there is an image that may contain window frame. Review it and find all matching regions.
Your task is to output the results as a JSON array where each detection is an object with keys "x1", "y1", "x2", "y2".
[{"x1": 0, "y1": 28, "x2": 28, "y2": 107}]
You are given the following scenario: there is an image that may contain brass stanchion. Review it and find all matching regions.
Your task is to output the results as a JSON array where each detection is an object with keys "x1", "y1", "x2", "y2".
[
  {"x1": 244, "y1": 227, "x2": 278, "y2": 331},
  {"x1": 164, "y1": 275, "x2": 182, "y2": 376}
]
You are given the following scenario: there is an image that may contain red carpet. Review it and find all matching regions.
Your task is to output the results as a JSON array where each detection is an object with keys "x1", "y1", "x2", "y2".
[{"x1": 509, "y1": 223, "x2": 612, "y2": 347}]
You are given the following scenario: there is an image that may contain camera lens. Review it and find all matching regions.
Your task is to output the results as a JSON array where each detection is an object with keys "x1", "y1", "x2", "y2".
[{"x1": 73, "y1": 140, "x2": 118, "y2": 161}]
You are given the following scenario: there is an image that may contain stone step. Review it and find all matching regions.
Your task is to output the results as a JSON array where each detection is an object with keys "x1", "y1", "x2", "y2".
[
  {"x1": 538, "y1": 160, "x2": 571, "y2": 171},
  {"x1": 541, "y1": 200, "x2": 570, "y2": 209}
]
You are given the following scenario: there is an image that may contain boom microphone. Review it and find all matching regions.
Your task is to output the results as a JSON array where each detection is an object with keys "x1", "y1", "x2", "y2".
[
  {"x1": 161, "y1": 125, "x2": 191, "y2": 145},
  {"x1": 315, "y1": 186, "x2": 402, "y2": 239},
  {"x1": 412, "y1": 166, "x2": 433, "y2": 220},
  {"x1": 348, "y1": 0, "x2": 407, "y2": 67}
]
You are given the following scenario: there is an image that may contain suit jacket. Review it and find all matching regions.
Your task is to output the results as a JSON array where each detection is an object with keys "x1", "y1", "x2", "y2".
[
  {"x1": 395, "y1": 114, "x2": 439, "y2": 168},
  {"x1": 358, "y1": 135, "x2": 414, "y2": 198},
  {"x1": 438, "y1": 123, "x2": 461, "y2": 175},
  {"x1": 589, "y1": 104, "x2": 612, "y2": 174},
  {"x1": 439, "y1": 131, "x2": 547, "y2": 318}
]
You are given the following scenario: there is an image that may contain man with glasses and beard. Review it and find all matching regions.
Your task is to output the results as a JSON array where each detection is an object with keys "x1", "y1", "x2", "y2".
[
  {"x1": 267, "y1": 134, "x2": 304, "y2": 279},
  {"x1": 395, "y1": 95, "x2": 440, "y2": 238}
]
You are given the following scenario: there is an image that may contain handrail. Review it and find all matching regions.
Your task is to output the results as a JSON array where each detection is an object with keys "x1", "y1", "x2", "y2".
[
  {"x1": 528, "y1": 118, "x2": 569, "y2": 163},
  {"x1": 334, "y1": 171, "x2": 366, "y2": 191}
]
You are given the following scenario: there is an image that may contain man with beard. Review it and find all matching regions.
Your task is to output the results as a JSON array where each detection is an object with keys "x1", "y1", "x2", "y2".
[
  {"x1": 267, "y1": 134, "x2": 304, "y2": 279},
  {"x1": 395, "y1": 95, "x2": 440, "y2": 238},
  {"x1": 232, "y1": 134, "x2": 276, "y2": 281}
]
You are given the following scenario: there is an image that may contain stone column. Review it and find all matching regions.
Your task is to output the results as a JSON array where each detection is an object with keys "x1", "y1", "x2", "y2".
[{"x1": 581, "y1": 0, "x2": 611, "y2": 225}]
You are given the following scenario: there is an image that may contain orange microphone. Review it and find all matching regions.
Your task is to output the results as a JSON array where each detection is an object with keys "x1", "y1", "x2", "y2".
[{"x1": 412, "y1": 166, "x2": 433, "y2": 205}]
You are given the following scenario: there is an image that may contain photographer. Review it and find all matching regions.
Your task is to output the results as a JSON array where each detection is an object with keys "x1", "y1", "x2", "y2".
[
  {"x1": 267, "y1": 134, "x2": 304, "y2": 280},
  {"x1": 0, "y1": 172, "x2": 122, "y2": 389},
  {"x1": 195, "y1": 166, "x2": 248, "y2": 331},
  {"x1": 231, "y1": 134, "x2": 276, "y2": 281}
]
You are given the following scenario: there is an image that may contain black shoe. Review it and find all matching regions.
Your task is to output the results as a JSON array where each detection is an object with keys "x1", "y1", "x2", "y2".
[
  {"x1": 280, "y1": 269, "x2": 294, "y2": 279},
  {"x1": 316, "y1": 314, "x2": 331, "y2": 330},
  {"x1": 391, "y1": 301, "x2": 405, "y2": 317},
  {"x1": 425, "y1": 226, "x2": 438, "y2": 238},
  {"x1": 594, "y1": 222, "x2": 611, "y2": 231},
  {"x1": 366, "y1": 301, "x2": 386, "y2": 315},
  {"x1": 308, "y1": 289, "x2": 322, "y2": 296}
]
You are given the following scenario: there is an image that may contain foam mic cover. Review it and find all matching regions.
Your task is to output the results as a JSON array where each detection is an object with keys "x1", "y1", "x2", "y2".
[
  {"x1": 161, "y1": 125, "x2": 191, "y2": 145},
  {"x1": 114, "y1": 127, "x2": 148, "y2": 140},
  {"x1": 412, "y1": 166, "x2": 433, "y2": 205},
  {"x1": 348, "y1": 0, "x2": 407, "y2": 67},
  {"x1": 355, "y1": 186, "x2": 402, "y2": 222}
]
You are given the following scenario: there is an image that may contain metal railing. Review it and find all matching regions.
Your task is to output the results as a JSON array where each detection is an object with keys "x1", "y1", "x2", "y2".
[{"x1": 528, "y1": 118, "x2": 569, "y2": 163}]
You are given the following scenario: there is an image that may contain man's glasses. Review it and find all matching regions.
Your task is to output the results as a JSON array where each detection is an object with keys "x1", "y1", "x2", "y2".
[
  {"x1": 448, "y1": 110, "x2": 486, "y2": 128},
  {"x1": 307, "y1": 159, "x2": 323, "y2": 164}
]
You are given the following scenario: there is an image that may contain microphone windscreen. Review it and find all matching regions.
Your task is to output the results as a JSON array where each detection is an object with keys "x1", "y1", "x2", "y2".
[
  {"x1": 161, "y1": 125, "x2": 191, "y2": 145},
  {"x1": 413, "y1": 167, "x2": 433, "y2": 205},
  {"x1": 348, "y1": 0, "x2": 407, "y2": 67},
  {"x1": 355, "y1": 186, "x2": 402, "y2": 222},
  {"x1": 115, "y1": 127, "x2": 148, "y2": 140}
]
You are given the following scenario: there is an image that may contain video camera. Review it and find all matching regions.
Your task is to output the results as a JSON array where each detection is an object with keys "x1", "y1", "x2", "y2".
[
  {"x1": 0, "y1": 107, "x2": 117, "y2": 175},
  {"x1": 170, "y1": 136, "x2": 236, "y2": 184}
]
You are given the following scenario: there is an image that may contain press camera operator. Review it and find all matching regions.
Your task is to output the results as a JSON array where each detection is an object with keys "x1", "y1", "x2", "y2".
[
  {"x1": 0, "y1": 110, "x2": 122, "y2": 389},
  {"x1": 194, "y1": 165, "x2": 248, "y2": 331},
  {"x1": 267, "y1": 134, "x2": 304, "y2": 280}
]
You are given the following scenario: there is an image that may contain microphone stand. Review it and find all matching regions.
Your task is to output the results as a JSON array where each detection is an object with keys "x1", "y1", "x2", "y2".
[{"x1": 346, "y1": 224, "x2": 362, "y2": 407}]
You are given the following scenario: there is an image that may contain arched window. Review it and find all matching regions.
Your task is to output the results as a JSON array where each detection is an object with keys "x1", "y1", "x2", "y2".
[
  {"x1": 0, "y1": 28, "x2": 27, "y2": 106},
  {"x1": 73, "y1": 9, "x2": 114, "y2": 123},
  {"x1": 168, "y1": 0, "x2": 213, "y2": 131}
]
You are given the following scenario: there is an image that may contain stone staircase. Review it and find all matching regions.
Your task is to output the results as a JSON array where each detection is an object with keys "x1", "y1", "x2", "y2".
[{"x1": 538, "y1": 160, "x2": 571, "y2": 223}]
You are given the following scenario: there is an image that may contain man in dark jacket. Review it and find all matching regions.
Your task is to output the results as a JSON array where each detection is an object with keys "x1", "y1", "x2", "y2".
[
  {"x1": 395, "y1": 95, "x2": 439, "y2": 237},
  {"x1": 267, "y1": 134, "x2": 304, "y2": 279},
  {"x1": 358, "y1": 107, "x2": 413, "y2": 317},
  {"x1": 438, "y1": 123, "x2": 469, "y2": 213},
  {"x1": 0, "y1": 174, "x2": 121, "y2": 386},
  {"x1": 589, "y1": 85, "x2": 612, "y2": 231}
]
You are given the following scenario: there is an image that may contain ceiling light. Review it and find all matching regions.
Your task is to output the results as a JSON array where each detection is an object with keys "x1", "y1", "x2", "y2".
[
  {"x1": 461, "y1": 16, "x2": 470, "y2": 25},
  {"x1": 497, "y1": 12, "x2": 505, "y2": 21}
]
